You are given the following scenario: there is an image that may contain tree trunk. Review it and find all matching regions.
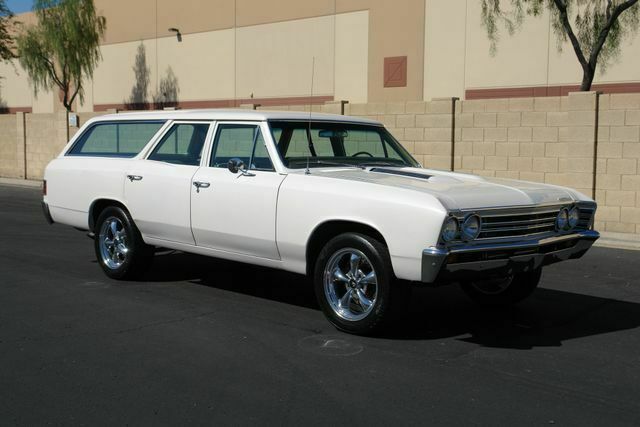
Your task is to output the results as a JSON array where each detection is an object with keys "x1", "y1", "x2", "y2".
[{"x1": 580, "y1": 67, "x2": 595, "y2": 91}]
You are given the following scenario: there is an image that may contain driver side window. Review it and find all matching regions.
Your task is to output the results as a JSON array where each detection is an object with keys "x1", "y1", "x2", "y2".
[{"x1": 211, "y1": 124, "x2": 274, "y2": 171}]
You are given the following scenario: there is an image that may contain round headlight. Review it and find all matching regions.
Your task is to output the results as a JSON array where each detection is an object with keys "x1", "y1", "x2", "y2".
[
  {"x1": 568, "y1": 206, "x2": 580, "y2": 229},
  {"x1": 462, "y1": 214, "x2": 481, "y2": 240},
  {"x1": 442, "y1": 217, "x2": 459, "y2": 242},
  {"x1": 556, "y1": 208, "x2": 569, "y2": 231}
]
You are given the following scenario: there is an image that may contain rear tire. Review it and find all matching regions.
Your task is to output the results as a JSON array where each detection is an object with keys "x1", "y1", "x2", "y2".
[
  {"x1": 94, "y1": 206, "x2": 153, "y2": 280},
  {"x1": 460, "y1": 268, "x2": 542, "y2": 306},
  {"x1": 313, "y1": 232, "x2": 407, "y2": 335}
]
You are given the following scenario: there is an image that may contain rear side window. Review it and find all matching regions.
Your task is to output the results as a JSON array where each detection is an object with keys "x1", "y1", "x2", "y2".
[
  {"x1": 148, "y1": 123, "x2": 209, "y2": 166},
  {"x1": 67, "y1": 121, "x2": 165, "y2": 157}
]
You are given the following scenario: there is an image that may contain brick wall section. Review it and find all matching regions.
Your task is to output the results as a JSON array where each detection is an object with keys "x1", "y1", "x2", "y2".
[
  {"x1": 597, "y1": 94, "x2": 640, "y2": 234},
  {"x1": 24, "y1": 112, "x2": 69, "y2": 180},
  {"x1": 0, "y1": 94, "x2": 638, "y2": 235},
  {"x1": 316, "y1": 93, "x2": 639, "y2": 236},
  {"x1": 0, "y1": 111, "x2": 109, "y2": 181},
  {"x1": 0, "y1": 115, "x2": 19, "y2": 178}
]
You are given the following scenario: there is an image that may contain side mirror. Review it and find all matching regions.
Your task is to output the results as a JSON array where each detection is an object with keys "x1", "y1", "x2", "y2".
[{"x1": 227, "y1": 158, "x2": 245, "y2": 174}]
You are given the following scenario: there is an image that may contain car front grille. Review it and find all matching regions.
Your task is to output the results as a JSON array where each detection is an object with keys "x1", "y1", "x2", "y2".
[{"x1": 472, "y1": 203, "x2": 596, "y2": 240}]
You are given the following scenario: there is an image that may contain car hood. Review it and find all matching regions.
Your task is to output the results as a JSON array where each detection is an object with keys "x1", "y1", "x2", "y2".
[{"x1": 307, "y1": 167, "x2": 585, "y2": 211}]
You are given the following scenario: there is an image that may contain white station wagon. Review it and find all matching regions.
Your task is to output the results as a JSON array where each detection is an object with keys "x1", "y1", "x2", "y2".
[{"x1": 43, "y1": 109, "x2": 599, "y2": 334}]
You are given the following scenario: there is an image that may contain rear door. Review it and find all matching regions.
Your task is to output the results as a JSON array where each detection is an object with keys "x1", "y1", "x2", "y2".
[{"x1": 124, "y1": 121, "x2": 212, "y2": 245}]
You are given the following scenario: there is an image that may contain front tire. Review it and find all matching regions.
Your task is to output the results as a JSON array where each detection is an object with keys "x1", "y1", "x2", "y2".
[
  {"x1": 313, "y1": 233, "x2": 406, "y2": 335},
  {"x1": 460, "y1": 269, "x2": 542, "y2": 306},
  {"x1": 94, "y1": 206, "x2": 153, "y2": 280}
]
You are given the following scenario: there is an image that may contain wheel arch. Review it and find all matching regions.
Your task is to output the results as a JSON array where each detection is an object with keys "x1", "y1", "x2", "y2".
[
  {"x1": 89, "y1": 198, "x2": 130, "y2": 232},
  {"x1": 305, "y1": 219, "x2": 390, "y2": 277}
]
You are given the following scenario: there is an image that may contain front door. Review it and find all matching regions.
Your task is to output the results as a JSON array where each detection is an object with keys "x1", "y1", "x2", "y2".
[
  {"x1": 124, "y1": 122, "x2": 211, "y2": 245},
  {"x1": 190, "y1": 122, "x2": 286, "y2": 259}
]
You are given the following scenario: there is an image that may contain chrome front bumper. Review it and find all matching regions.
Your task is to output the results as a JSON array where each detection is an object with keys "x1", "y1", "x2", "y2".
[{"x1": 421, "y1": 230, "x2": 599, "y2": 284}]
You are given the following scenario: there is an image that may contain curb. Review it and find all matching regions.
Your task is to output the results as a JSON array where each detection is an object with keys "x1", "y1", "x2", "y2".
[
  {"x1": 0, "y1": 178, "x2": 42, "y2": 189},
  {"x1": 594, "y1": 232, "x2": 640, "y2": 252}
]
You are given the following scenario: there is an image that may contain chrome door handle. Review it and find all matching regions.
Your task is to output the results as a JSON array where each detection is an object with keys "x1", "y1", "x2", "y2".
[
  {"x1": 193, "y1": 181, "x2": 211, "y2": 193},
  {"x1": 127, "y1": 175, "x2": 143, "y2": 182}
]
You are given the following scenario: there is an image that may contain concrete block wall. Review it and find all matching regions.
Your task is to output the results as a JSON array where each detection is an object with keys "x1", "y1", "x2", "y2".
[
  {"x1": 0, "y1": 115, "x2": 19, "y2": 178},
  {"x1": 326, "y1": 92, "x2": 640, "y2": 236},
  {"x1": 333, "y1": 99, "x2": 455, "y2": 171},
  {"x1": 24, "y1": 112, "x2": 69, "y2": 180},
  {"x1": 0, "y1": 93, "x2": 638, "y2": 235},
  {"x1": 596, "y1": 94, "x2": 640, "y2": 234},
  {"x1": 0, "y1": 111, "x2": 109, "y2": 181}
]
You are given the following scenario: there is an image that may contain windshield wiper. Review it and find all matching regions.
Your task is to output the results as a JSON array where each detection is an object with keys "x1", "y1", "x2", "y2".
[
  {"x1": 305, "y1": 160, "x2": 366, "y2": 169},
  {"x1": 359, "y1": 161, "x2": 404, "y2": 167}
]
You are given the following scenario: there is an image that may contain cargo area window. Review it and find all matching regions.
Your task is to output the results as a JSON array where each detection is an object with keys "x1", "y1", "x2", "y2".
[{"x1": 67, "y1": 121, "x2": 166, "y2": 157}]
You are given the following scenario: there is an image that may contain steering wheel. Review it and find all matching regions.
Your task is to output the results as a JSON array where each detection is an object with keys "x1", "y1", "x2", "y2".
[{"x1": 351, "y1": 151, "x2": 374, "y2": 157}]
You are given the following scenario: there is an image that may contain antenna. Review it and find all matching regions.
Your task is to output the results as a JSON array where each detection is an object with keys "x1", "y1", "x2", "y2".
[
  {"x1": 309, "y1": 56, "x2": 315, "y2": 121},
  {"x1": 305, "y1": 56, "x2": 316, "y2": 175}
]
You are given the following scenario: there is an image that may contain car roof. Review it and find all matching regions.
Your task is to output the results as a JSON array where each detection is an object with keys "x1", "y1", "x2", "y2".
[{"x1": 90, "y1": 108, "x2": 382, "y2": 125}]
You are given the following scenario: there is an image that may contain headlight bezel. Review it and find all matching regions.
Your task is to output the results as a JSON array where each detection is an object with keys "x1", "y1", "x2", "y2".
[
  {"x1": 568, "y1": 206, "x2": 580, "y2": 229},
  {"x1": 441, "y1": 216, "x2": 459, "y2": 242},
  {"x1": 556, "y1": 207, "x2": 570, "y2": 231},
  {"x1": 461, "y1": 214, "x2": 482, "y2": 241}
]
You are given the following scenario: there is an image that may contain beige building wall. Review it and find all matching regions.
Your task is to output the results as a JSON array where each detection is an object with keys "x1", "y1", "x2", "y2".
[
  {"x1": 335, "y1": 11, "x2": 369, "y2": 103},
  {"x1": 89, "y1": 9, "x2": 370, "y2": 107},
  {"x1": 4, "y1": 0, "x2": 640, "y2": 113},
  {"x1": 424, "y1": 0, "x2": 466, "y2": 100},
  {"x1": 236, "y1": 15, "x2": 335, "y2": 100},
  {"x1": 463, "y1": 1, "x2": 550, "y2": 89},
  {"x1": 157, "y1": 30, "x2": 236, "y2": 102},
  {"x1": 0, "y1": 62, "x2": 29, "y2": 110},
  {"x1": 3, "y1": 0, "x2": 428, "y2": 112},
  {"x1": 425, "y1": 0, "x2": 640, "y2": 100}
]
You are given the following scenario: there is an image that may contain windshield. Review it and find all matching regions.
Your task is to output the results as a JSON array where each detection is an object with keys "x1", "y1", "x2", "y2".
[{"x1": 269, "y1": 121, "x2": 420, "y2": 169}]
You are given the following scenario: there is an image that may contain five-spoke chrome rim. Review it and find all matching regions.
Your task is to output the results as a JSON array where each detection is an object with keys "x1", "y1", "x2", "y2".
[
  {"x1": 323, "y1": 248, "x2": 378, "y2": 321},
  {"x1": 470, "y1": 276, "x2": 513, "y2": 295},
  {"x1": 98, "y1": 217, "x2": 129, "y2": 270}
]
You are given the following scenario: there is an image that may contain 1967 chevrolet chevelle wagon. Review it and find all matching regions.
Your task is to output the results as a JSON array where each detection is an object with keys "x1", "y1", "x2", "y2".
[{"x1": 43, "y1": 109, "x2": 599, "y2": 334}]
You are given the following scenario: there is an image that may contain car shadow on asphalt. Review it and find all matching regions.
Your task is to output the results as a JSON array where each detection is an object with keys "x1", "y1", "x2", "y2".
[{"x1": 144, "y1": 251, "x2": 640, "y2": 349}]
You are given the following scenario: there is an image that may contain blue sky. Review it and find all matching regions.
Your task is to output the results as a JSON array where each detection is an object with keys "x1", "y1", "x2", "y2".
[{"x1": 7, "y1": 0, "x2": 33, "y2": 14}]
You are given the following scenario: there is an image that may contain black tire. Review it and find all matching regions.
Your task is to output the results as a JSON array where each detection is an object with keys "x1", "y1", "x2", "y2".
[
  {"x1": 93, "y1": 206, "x2": 153, "y2": 280},
  {"x1": 313, "y1": 232, "x2": 407, "y2": 335},
  {"x1": 460, "y1": 268, "x2": 542, "y2": 306}
]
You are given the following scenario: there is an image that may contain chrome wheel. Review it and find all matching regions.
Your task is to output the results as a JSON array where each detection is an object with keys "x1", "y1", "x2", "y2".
[
  {"x1": 469, "y1": 276, "x2": 513, "y2": 295},
  {"x1": 98, "y1": 217, "x2": 129, "y2": 270},
  {"x1": 323, "y1": 248, "x2": 378, "y2": 321}
]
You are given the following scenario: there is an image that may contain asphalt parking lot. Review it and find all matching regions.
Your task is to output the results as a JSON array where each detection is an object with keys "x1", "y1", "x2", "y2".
[{"x1": 1, "y1": 184, "x2": 640, "y2": 426}]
